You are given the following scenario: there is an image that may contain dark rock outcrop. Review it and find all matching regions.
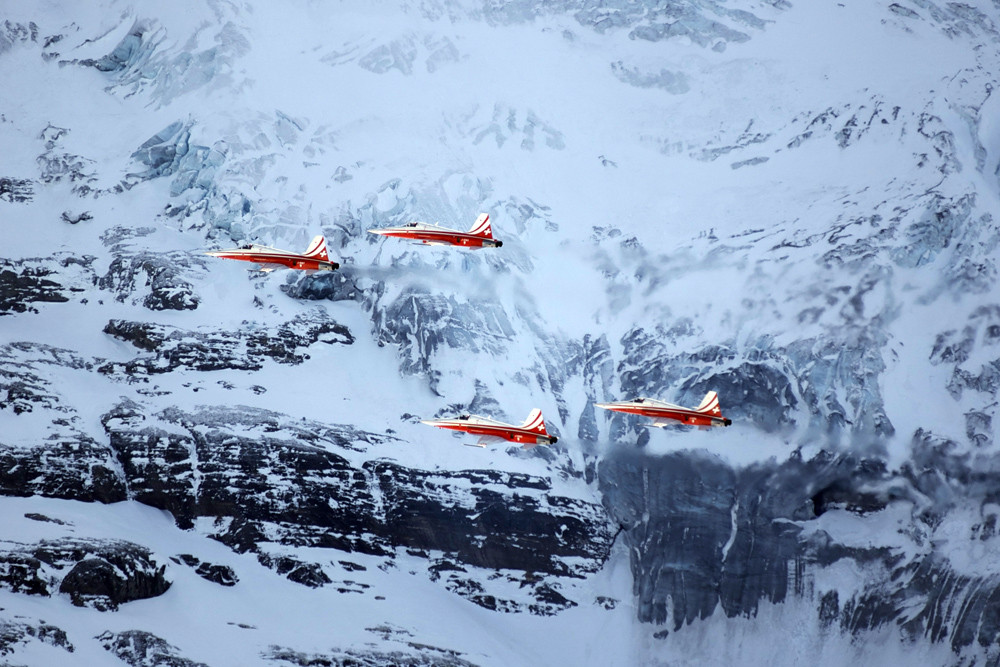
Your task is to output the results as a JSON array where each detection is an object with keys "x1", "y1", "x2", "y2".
[
  {"x1": 0, "y1": 538, "x2": 170, "y2": 611},
  {"x1": 0, "y1": 258, "x2": 89, "y2": 316},
  {"x1": 98, "y1": 312, "x2": 353, "y2": 379},
  {"x1": 0, "y1": 345, "x2": 124, "y2": 499},
  {"x1": 0, "y1": 620, "x2": 74, "y2": 657},
  {"x1": 0, "y1": 177, "x2": 34, "y2": 203},
  {"x1": 173, "y1": 554, "x2": 239, "y2": 587},
  {"x1": 0, "y1": 433, "x2": 126, "y2": 502},
  {"x1": 98, "y1": 252, "x2": 202, "y2": 311},
  {"x1": 257, "y1": 554, "x2": 331, "y2": 588},
  {"x1": 264, "y1": 643, "x2": 480, "y2": 667},
  {"x1": 372, "y1": 288, "x2": 515, "y2": 381},
  {"x1": 59, "y1": 555, "x2": 167, "y2": 611},
  {"x1": 97, "y1": 630, "x2": 209, "y2": 667}
]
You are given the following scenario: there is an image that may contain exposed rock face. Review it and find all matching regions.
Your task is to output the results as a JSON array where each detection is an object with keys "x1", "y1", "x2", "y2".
[
  {"x1": 601, "y1": 449, "x2": 804, "y2": 626},
  {"x1": 0, "y1": 342, "x2": 93, "y2": 414},
  {"x1": 372, "y1": 288, "x2": 516, "y2": 383},
  {"x1": 97, "y1": 630, "x2": 209, "y2": 667},
  {"x1": 0, "y1": 256, "x2": 93, "y2": 316},
  {"x1": 98, "y1": 252, "x2": 202, "y2": 311},
  {"x1": 264, "y1": 643, "x2": 480, "y2": 667},
  {"x1": 4, "y1": 397, "x2": 621, "y2": 612},
  {"x1": 97, "y1": 401, "x2": 614, "y2": 604},
  {"x1": 0, "y1": 176, "x2": 34, "y2": 203},
  {"x1": 98, "y1": 312, "x2": 354, "y2": 378},
  {"x1": 279, "y1": 270, "x2": 364, "y2": 303},
  {"x1": 0, "y1": 432, "x2": 126, "y2": 502},
  {"x1": 256, "y1": 554, "x2": 332, "y2": 589},
  {"x1": 0, "y1": 538, "x2": 170, "y2": 611},
  {"x1": 0, "y1": 342, "x2": 126, "y2": 503},
  {"x1": 0, "y1": 620, "x2": 74, "y2": 657},
  {"x1": 473, "y1": 0, "x2": 776, "y2": 48},
  {"x1": 600, "y1": 444, "x2": 1000, "y2": 656},
  {"x1": 59, "y1": 555, "x2": 167, "y2": 611},
  {"x1": 173, "y1": 554, "x2": 238, "y2": 587}
]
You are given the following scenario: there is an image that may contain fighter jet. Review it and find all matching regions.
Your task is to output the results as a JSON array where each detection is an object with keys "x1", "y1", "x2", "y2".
[
  {"x1": 367, "y1": 213, "x2": 502, "y2": 248},
  {"x1": 595, "y1": 391, "x2": 732, "y2": 428},
  {"x1": 205, "y1": 235, "x2": 338, "y2": 272},
  {"x1": 421, "y1": 408, "x2": 557, "y2": 448}
]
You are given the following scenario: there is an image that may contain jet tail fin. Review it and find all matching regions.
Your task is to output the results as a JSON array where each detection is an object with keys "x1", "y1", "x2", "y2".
[
  {"x1": 520, "y1": 408, "x2": 549, "y2": 435},
  {"x1": 303, "y1": 235, "x2": 330, "y2": 262},
  {"x1": 467, "y1": 213, "x2": 493, "y2": 239},
  {"x1": 695, "y1": 391, "x2": 722, "y2": 417}
]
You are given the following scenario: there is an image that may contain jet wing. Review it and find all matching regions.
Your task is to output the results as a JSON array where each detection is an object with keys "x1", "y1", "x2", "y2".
[
  {"x1": 649, "y1": 418, "x2": 677, "y2": 428},
  {"x1": 466, "y1": 435, "x2": 507, "y2": 448}
]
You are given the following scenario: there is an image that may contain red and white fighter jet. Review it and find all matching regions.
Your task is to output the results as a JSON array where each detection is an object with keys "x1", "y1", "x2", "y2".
[
  {"x1": 595, "y1": 391, "x2": 732, "y2": 428},
  {"x1": 367, "y1": 213, "x2": 502, "y2": 248},
  {"x1": 421, "y1": 409, "x2": 557, "y2": 448},
  {"x1": 205, "y1": 235, "x2": 338, "y2": 272}
]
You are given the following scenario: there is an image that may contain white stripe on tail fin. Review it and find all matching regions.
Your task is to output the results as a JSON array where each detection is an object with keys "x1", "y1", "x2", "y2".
[
  {"x1": 695, "y1": 391, "x2": 721, "y2": 417},
  {"x1": 520, "y1": 408, "x2": 548, "y2": 434},
  {"x1": 467, "y1": 213, "x2": 493, "y2": 239},
  {"x1": 303, "y1": 235, "x2": 330, "y2": 262}
]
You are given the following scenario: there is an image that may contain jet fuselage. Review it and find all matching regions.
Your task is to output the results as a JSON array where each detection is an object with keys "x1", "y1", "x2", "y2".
[
  {"x1": 421, "y1": 414, "x2": 557, "y2": 446},
  {"x1": 206, "y1": 246, "x2": 338, "y2": 271},
  {"x1": 369, "y1": 223, "x2": 502, "y2": 248},
  {"x1": 595, "y1": 397, "x2": 732, "y2": 428}
]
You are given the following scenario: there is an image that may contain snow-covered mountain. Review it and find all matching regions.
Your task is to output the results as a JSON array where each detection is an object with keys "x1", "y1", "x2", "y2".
[{"x1": 2, "y1": 0, "x2": 999, "y2": 664}]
